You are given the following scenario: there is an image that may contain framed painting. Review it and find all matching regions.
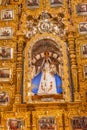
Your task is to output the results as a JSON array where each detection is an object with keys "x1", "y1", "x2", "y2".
[
  {"x1": 7, "y1": 118, "x2": 25, "y2": 130},
  {"x1": 79, "y1": 22, "x2": 87, "y2": 34},
  {"x1": 38, "y1": 116, "x2": 57, "y2": 130},
  {"x1": 83, "y1": 65, "x2": 87, "y2": 78},
  {"x1": 1, "y1": 9, "x2": 14, "y2": 21},
  {"x1": 0, "y1": 47, "x2": 13, "y2": 60},
  {"x1": 81, "y1": 44, "x2": 87, "y2": 58},
  {"x1": 50, "y1": 0, "x2": 63, "y2": 7},
  {"x1": 71, "y1": 117, "x2": 87, "y2": 130},
  {"x1": 0, "y1": 92, "x2": 9, "y2": 105},
  {"x1": 76, "y1": 3, "x2": 87, "y2": 15},
  {"x1": 0, "y1": 68, "x2": 11, "y2": 81},
  {"x1": 26, "y1": 0, "x2": 39, "y2": 8},
  {"x1": 0, "y1": 27, "x2": 13, "y2": 39}
]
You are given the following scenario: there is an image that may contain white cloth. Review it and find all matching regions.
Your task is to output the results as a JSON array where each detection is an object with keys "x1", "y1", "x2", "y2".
[{"x1": 38, "y1": 62, "x2": 57, "y2": 95}]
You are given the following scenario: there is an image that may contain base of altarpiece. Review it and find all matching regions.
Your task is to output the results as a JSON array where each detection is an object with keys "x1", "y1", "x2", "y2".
[{"x1": 32, "y1": 94, "x2": 63, "y2": 102}]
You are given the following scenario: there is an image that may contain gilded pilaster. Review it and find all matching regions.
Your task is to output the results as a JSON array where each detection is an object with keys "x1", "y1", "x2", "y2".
[
  {"x1": 15, "y1": 36, "x2": 24, "y2": 104},
  {"x1": 68, "y1": 31, "x2": 80, "y2": 101}
]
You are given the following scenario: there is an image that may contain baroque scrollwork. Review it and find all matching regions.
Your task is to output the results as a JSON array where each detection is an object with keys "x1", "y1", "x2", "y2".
[{"x1": 25, "y1": 11, "x2": 67, "y2": 39}]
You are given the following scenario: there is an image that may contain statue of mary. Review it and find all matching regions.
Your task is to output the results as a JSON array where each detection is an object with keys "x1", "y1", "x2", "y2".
[{"x1": 32, "y1": 52, "x2": 62, "y2": 95}]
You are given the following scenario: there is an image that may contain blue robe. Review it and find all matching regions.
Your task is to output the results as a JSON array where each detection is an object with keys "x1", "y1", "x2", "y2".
[{"x1": 32, "y1": 72, "x2": 62, "y2": 94}]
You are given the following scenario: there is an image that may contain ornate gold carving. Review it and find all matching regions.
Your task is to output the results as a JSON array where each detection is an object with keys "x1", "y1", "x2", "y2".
[
  {"x1": 68, "y1": 32, "x2": 80, "y2": 102},
  {"x1": 0, "y1": 0, "x2": 87, "y2": 130},
  {"x1": 15, "y1": 37, "x2": 24, "y2": 104}
]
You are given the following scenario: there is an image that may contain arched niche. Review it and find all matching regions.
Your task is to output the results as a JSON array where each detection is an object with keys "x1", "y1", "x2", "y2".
[
  {"x1": 23, "y1": 34, "x2": 72, "y2": 103},
  {"x1": 31, "y1": 39, "x2": 63, "y2": 77}
]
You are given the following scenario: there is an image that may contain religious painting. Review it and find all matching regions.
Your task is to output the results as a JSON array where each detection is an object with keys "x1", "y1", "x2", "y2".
[
  {"x1": 79, "y1": 22, "x2": 87, "y2": 34},
  {"x1": 1, "y1": 9, "x2": 14, "y2": 21},
  {"x1": 76, "y1": 3, "x2": 87, "y2": 15},
  {"x1": 81, "y1": 44, "x2": 87, "y2": 57},
  {"x1": 0, "y1": 27, "x2": 13, "y2": 39},
  {"x1": 26, "y1": 0, "x2": 39, "y2": 8},
  {"x1": 50, "y1": 0, "x2": 63, "y2": 7},
  {"x1": 83, "y1": 65, "x2": 87, "y2": 78},
  {"x1": 0, "y1": 92, "x2": 9, "y2": 105},
  {"x1": 0, "y1": 68, "x2": 11, "y2": 81},
  {"x1": 7, "y1": 118, "x2": 25, "y2": 130},
  {"x1": 72, "y1": 117, "x2": 87, "y2": 130},
  {"x1": 0, "y1": 47, "x2": 13, "y2": 60},
  {"x1": 38, "y1": 116, "x2": 57, "y2": 130}
]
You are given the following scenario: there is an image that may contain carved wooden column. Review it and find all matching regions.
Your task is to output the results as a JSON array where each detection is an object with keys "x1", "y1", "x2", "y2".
[
  {"x1": 15, "y1": 36, "x2": 24, "y2": 104},
  {"x1": 68, "y1": 32, "x2": 80, "y2": 101}
]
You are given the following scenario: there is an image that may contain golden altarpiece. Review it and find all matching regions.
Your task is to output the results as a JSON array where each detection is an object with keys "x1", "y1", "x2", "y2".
[{"x1": 0, "y1": 0, "x2": 87, "y2": 129}]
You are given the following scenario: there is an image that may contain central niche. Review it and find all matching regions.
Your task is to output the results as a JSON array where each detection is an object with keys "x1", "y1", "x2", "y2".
[
  {"x1": 30, "y1": 39, "x2": 63, "y2": 99},
  {"x1": 24, "y1": 38, "x2": 71, "y2": 102}
]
